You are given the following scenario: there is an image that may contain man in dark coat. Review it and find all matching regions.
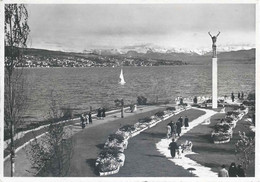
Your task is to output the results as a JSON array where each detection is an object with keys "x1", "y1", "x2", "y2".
[
  {"x1": 88, "y1": 112, "x2": 92, "y2": 124},
  {"x1": 184, "y1": 116, "x2": 189, "y2": 128},
  {"x1": 178, "y1": 116, "x2": 183, "y2": 127},
  {"x1": 102, "y1": 108, "x2": 106, "y2": 118},
  {"x1": 97, "y1": 108, "x2": 102, "y2": 119},
  {"x1": 238, "y1": 92, "x2": 241, "y2": 99},
  {"x1": 168, "y1": 138, "x2": 178, "y2": 158},
  {"x1": 176, "y1": 120, "x2": 182, "y2": 136},
  {"x1": 241, "y1": 91, "x2": 244, "y2": 99},
  {"x1": 193, "y1": 96, "x2": 198, "y2": 104},
  {"x1": 231, "y1": 92, "x2": 235, "y2": 102},
  {"x1": 228, "y1": 162, "x2": 238, "y2": 177}
]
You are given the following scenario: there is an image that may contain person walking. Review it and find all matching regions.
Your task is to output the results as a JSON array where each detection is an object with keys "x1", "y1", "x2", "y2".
[
  {"x1": 178, "y1": 116, "x2": 183, "y2": 127},
  {"x1": 85, "y1": 113, "x2": 89, "y2": 124},
  {"x1": 167, "y1": 121, "x2": 173, "y2": 137},
  {"x1": 180, "y1": 97, "x2": 183, "y2": 105},
  {"x1": 193, "y1": 96, "x2": 198, "y2": 104},
  {"x1": 166, "y1": 125, "x2": 171, "y2": 139},
  {"x1": 88, "y1": 112, "x2": 92, "y2": 124},
  {"x1": 184, "y1": 116, "x2": 189, "y2": 129},
  {"x1": 231, "y1": 92, "x2": 235, "y2": 102},
  {"x1": 102, "y1": 107, "x2": 106, "y2": 118},
  {"x1": 238, "y1": 92, "x2": 241, "y2": 99},
  {"x1": 172, "y1": 122, "x2": 177, "y2": 138},
  {"x1": 228, "y1": 162, "x2": 238, "y2": 177},
  {"x1": 218, "y1": 164, "x2": 229, "y2": 177},
  {"x1": 237, "y1": 164, "x2": 245, "y2": 177},
  {"x1": 80, "y1": 114, "x2": 85, "y2": 129},
  {"x1": 168, "y1": 138, "x2": 178, "y2": 158},
  {"x1": 97, "y1": 108, "x2": 102, "y2": 119},
  {"x1": 176, "y1": 120, "x2": 182, "y2": 137},
  {"x1": 241, "y1": 91, "x2": 244, "y2": 99}
]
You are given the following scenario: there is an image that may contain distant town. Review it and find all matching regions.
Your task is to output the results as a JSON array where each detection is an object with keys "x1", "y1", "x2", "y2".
[
  {"x1": 8, "y1": 47, "x2": 255, "y2": 68},
  {"x1": 15, "y1": 50, "x2": 186, "y2": 68}
]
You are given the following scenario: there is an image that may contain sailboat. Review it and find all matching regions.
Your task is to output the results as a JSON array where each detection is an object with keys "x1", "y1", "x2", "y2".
[{"x1": 119, "y1": 68, "x2": 126, "y2": 85}]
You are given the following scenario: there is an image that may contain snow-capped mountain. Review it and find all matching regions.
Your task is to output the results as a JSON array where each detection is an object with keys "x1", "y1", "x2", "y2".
[{"x1": 82, "y1": 43, "x2": 255, "y2": 56}]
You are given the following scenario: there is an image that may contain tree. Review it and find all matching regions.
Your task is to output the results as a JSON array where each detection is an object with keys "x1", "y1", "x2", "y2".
[
  {"x1": 235, "y1": 131, "x2": 255, "y2": 169},
  {"x1": 26, "y1": 91, "x2": 73, "y2": 176},
  {"x1": 4, "y1": 4, "x2": 30, "y2": 177}
]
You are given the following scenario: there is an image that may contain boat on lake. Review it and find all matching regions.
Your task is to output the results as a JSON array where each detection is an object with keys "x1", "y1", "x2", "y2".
[{"x1": 119, "y1": 68, "x2": 126, "y2": 85}]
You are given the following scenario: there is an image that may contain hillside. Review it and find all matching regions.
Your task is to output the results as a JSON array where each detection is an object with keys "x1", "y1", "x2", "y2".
[{"x1": 17, "y1": 47, "x2": 256, "y2": 65}]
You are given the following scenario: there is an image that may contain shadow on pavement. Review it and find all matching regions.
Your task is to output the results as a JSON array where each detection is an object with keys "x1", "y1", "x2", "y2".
[
  {"x1": 145, "y1": 154, "x2": 165, "y2": 158},
  {"x1": 85, "y1": 159, "x2": 99, "y2": 176},
  {"x1": 96, "y1": 143, "x2": 104, "y2": 149}
]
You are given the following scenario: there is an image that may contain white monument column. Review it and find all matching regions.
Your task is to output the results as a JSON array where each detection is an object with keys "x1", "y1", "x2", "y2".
[
  {"x1": 208, "y1": 31, "x2": 220, "y2": 109},
  {"x1": 212, "y1": 57, "x2": 218, "y2": 108}
]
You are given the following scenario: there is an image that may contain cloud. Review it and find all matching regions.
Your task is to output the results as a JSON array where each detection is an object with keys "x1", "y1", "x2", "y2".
[{"x1": 27, "y1": 4, "x2": 255, "y2": 51}]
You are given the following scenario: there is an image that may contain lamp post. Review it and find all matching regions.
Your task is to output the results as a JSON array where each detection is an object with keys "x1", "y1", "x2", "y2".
[{"x1": 121, "y1": 99, "x2": 124, "y2": 118}]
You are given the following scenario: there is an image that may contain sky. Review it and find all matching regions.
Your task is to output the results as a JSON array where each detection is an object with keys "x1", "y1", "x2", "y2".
[{"x1": 26, "y1": 4, "x2": 256, "y2": 52}]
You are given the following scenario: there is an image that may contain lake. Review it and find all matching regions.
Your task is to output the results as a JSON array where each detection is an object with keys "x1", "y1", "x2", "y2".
[{"x1": 22, "y1": 63, "x2": 255, "y2": 122}]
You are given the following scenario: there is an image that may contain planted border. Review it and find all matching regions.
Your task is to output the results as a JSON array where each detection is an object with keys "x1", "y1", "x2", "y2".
[{"x1": 95, "y1": 105, "x2": 190, "y2": 175}]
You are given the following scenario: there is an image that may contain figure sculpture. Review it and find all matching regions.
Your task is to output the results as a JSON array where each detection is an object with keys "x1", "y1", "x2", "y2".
[{"x1": 208, "y1": 31, "x2": 220, "y2": 58}]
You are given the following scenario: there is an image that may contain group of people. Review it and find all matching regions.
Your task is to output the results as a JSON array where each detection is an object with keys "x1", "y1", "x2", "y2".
[
  {"x1": 97, "y1": 107, "x2": 106, "y2": 119},
  {"x1": 230, "y1": 91, "x2": 244, "y2": 102},
  {"x1": 218, "y1": 162, "x2": 246, "y2": 177},
  {"x1": 80, "y1": 112, "x2": 92, "y2": 129},
  {"x1": 167, "y1": 116, "x2": 189, "y2": 139}
]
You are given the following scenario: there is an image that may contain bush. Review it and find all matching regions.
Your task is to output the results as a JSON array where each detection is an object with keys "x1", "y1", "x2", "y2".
[
  {"x1": 227, "y1": 111, "x2": 240, "y2": 116},
  {"x1": 114, "y1": 99, "x2": 123, "y2": 107},
  {"x1": 242, "y1": 100, "x2": 255, "y2": 107},
  {"x1": 108, "y1": 134, "x2": 124, "y2": 143},
  {"x1": 138, "y1": 117, "x2": 152, "y2": 123},
  {"x1": 214, "y1": 124, "x2": 231, "y2": 133},
  {"x1": 137, "y1": 96, "x2": 147, "y2": 105},
  {"x1": 155, "y1": 111, "x2": 165, "y2": 118},
  {"x1": 61, "y1": 107, "x2": 73, "y2": 119},
  {"x1": 247, "y1": 91, "x2": 255, "y2": 101},
  {"x1": 240, "y1": 105, "x2": 246, "y2": 110},
  {"x1": 166, "y1": 107, "x2": 176, "y2": 111},
  {"x1": 119, "y1": 125, "x2": 135, "y2": 132},
  {"x1": 98, "y1": 147, "x2": 121, "y2": 159},
  {"x1": 224, "y1": 117, "x2": 234, "y2": 123}
]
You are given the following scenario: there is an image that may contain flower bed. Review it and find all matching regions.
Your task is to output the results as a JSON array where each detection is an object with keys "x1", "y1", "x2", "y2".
[
  {"x1": 212, "y1": 105, "x2": 248, "y2": 144},
  {"x1": 96, "y1": 104, "x2": 191, "y2": 175},
  {"x1": 95, "y1": 147, "x2": 125, "y2": 175}
]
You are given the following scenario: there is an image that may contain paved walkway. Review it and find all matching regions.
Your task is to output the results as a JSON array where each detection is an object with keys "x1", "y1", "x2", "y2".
[
  {"x1": 156, "y1": 108, "x2": 218, "y2": 177},
  {"x1": 4, "y1": 105, "x2": 168, "y2": 177},
  {"x1": 111, "y1": 109, "x2": 205, "y2": 177}
]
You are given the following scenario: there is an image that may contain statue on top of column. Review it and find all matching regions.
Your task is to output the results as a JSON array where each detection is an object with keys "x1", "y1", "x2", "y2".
[{"x1": 208, "y1": 31, "x2": 220, "y2": 58}]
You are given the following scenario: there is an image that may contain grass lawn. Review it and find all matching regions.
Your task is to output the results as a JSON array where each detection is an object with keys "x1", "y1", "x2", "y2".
[{"x1": 178, "y1": 107, "x2": 255, "y2": 177}]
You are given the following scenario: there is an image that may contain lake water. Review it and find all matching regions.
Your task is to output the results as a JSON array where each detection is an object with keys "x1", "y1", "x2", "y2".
[{"x1": 22, "y1": 64, "x2": 255, "y2": 122}]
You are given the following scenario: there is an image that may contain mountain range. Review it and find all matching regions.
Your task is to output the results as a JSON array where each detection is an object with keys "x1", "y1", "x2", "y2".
[
  {"x1": 22, "y1": 45, "x2": 255, "y2": 65},
  {"x1": 83, "y1": 43, "x2": 254, "y2": 56}
]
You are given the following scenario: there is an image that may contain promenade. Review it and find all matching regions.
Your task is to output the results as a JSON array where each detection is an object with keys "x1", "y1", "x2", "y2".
[
  {"x1": 4, "y1": 99, "x2": 254, "y2": 177},
  {"x1": 4, "y1": 105, "x2": 168, "y2": 176}
]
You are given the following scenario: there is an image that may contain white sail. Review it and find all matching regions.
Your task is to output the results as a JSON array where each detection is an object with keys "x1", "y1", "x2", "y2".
[{"x1": 119, "y1": 68, "x2": 126, "y2": 85}]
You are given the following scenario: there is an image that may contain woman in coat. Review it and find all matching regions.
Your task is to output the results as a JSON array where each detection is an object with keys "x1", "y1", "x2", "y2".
[
  {"x1": 176, "y1": 120, "x2": 182, "y2": 137},
  {"x1": 184, "y1": 116, "x2": 189, "y2": 128}
]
